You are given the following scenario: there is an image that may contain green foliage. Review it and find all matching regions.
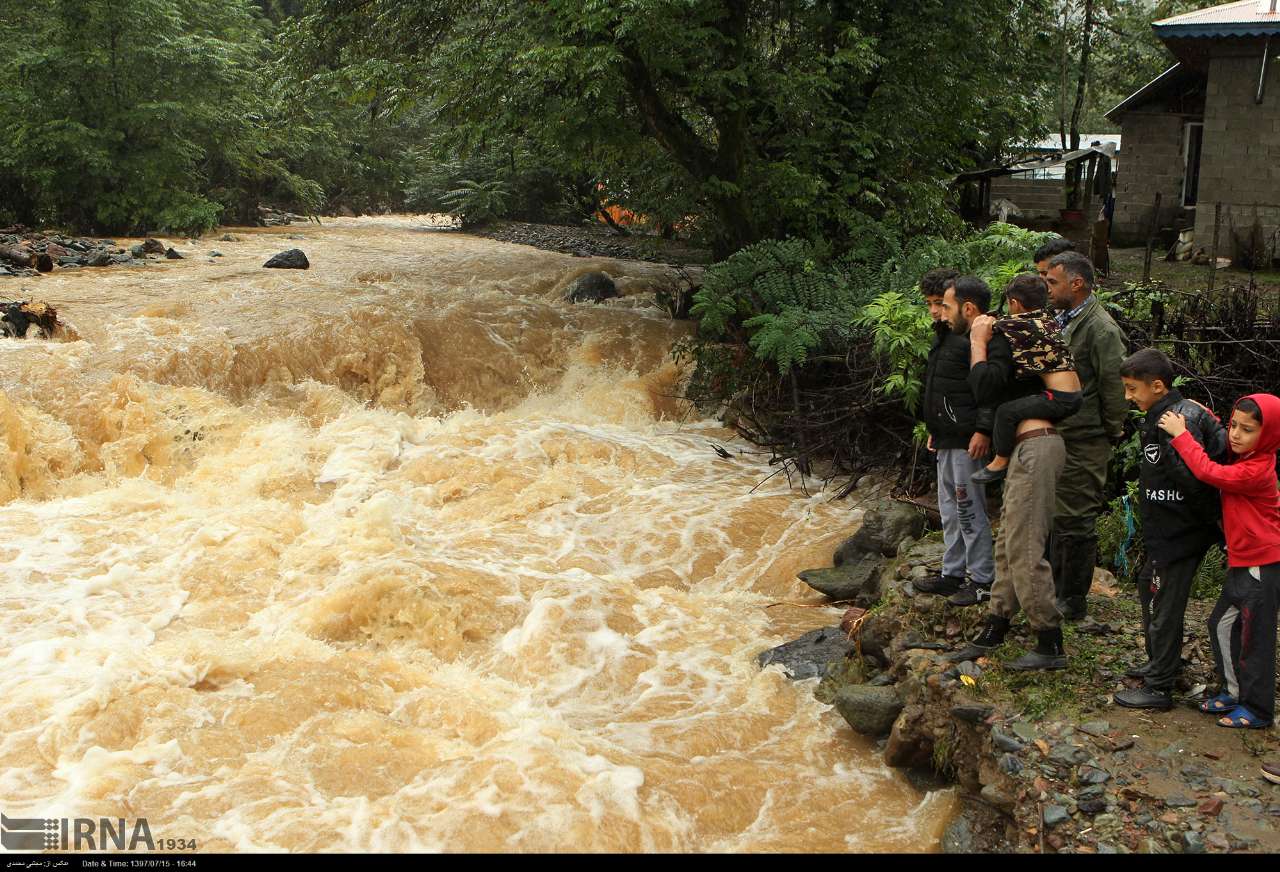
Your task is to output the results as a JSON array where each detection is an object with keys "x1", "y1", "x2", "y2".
[
  {"x1": 692, "y1": 238, "x2": 863, "y2": 372},
  {"x1": 441, "y1": 179, "x2": 512, "y2": 227},
  {"x1": 286, "y1": 0, "x2": 1055, "y2": 257},
  {"x1": 1097, "y1": 479, "x2": 1142, "y2": 586},
  {"x1": 856, "y1": 292, "x2": 932, "y2": 411}
]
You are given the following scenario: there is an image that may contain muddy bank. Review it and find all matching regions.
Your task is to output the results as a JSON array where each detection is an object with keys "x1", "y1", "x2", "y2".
[
  {"x1": 467, "y1": 220, "x2": 711, "y2": 266},
  {"x1": 761, "y1": 485, "x2": 1280, "y2": 853}
]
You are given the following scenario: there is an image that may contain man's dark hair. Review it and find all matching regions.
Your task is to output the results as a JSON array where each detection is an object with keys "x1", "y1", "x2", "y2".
[
  {"x1": 1119, "y1": 348, "x2": 1175, "y2": 389},
  {"x1": 950, "y1": 275, "x2": 991, "y2": 313},
  {"x1": 1048, "y1": 251, "x2": 1095, "y2": 292},
  {"x1": 1004, "y1": 274, "x2": 1048, "y2": 311},
  {"x1": 1237, "y1": 397, "x2": 1264, "y2": 423},
  {"x1": 1033, "y1": 237, "x2": 1075, "y2": 264},
  {"x1": 920, "y1": 267, "x2": 960, "y2": 298}
]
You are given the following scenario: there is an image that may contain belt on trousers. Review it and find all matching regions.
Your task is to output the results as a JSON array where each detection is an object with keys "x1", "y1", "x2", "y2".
[{"x1": 1014, "y1": 426, "x2": 1059, "y2": 445}]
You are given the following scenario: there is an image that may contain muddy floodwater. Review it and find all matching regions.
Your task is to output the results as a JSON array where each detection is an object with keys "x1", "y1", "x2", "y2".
[{"x1": 0, "y1": 217, "x2": 953, "y2": 851}]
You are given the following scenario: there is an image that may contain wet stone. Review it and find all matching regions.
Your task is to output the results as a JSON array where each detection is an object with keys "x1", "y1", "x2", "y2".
[
  {"x1": 1078, "y1": 798, "x2": 1107, "y2": 815},
  {"x1": 1166, "y1": 795, "x2": 1197, "y2": 808},
  {"x1": 1078, "y1": 765, "x2": 1111, "y2": 785},
  {"x1": 999, "y1": 753, "x2": 1023, "y2": 775},
  {"x1": 1077, "y1": 784, "x2": 1106, "y2": 799},
  {"x1": 1049, "y1": 744, "x2": 1088, "y2": 766},
  {"x1": 1043, "y1": 805, "x2": 1070, "y2": 826},
  {"x1": 1205, "y1": 833, "x2": 1230, "y2": 852},
  {"x1": 992, "y1": 729, "x2": 1024, "y2": 754},
  {"x1": 1181, "y1": 763, "x2": 1212, "y2": 779},
  {"x1": 1079, "y1": 720, "x2": 1111, "y2": 737}
]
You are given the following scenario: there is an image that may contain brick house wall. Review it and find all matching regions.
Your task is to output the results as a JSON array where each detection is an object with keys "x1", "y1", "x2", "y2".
[
  {"x1": 1113, "y1": 112, "x2": 1190, "y2": 245},
  {"x1": 1193, "y1": 48, "x2": 1280, "y2": 259}
]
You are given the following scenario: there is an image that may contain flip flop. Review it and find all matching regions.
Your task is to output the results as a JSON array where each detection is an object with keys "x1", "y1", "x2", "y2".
[
  {"x1": 1217, "y1": 706, "x2": 1272, "y2": 729},
  {"x1": 1198, "y1": 693, "x2": 1237, "y2": 713}
]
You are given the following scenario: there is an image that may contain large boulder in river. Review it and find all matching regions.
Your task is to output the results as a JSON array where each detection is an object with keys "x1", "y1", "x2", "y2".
[
  {"x1": 564, "y1": 270, "x2": 617, "y2": 303},
  {"x1": 141, "y1": 238, "x2": 167, "y2": 255},
  {"x1": 757, "y1": 626, "x2": 853, "y2": 680},
  {"x1": 834, "y1": 500, "x2": 926, "y2": 561},
  {"x1": 264, "y1": 248, "x2": 309, "y2": 269},
  {"x1": 797, "y1": 558, "x2": 885, "y2": 604},
  {"x1": 834, "y1": 684, "x2": 904, "y2": 737}
]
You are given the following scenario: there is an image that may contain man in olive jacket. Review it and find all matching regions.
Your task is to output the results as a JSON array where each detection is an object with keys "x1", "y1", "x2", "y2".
[{"x1": 1044, "y1": 252, "x2": 1129, "y2": 620}]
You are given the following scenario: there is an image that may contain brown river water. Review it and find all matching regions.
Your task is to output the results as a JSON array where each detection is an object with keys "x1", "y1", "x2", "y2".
[{"x1": 0, "y1": 216, "x2": 952, "y2": 851}]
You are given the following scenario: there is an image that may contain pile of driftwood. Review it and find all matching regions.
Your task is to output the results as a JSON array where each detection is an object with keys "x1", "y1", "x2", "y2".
[
  {"x1": 721, "y1": 338, "x2": 923, "y2": 496},
  {"x1": 1113, "y1": 283, "x2": 1280, "y2": 415}
]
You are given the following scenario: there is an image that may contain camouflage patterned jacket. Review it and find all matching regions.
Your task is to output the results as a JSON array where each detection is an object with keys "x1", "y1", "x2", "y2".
[{"x1": 993, "y1": 310, "x2": 1076, "y2": 379}]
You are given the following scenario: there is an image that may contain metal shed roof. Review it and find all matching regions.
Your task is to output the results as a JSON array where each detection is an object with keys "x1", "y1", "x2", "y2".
[{"x1": 1155, "y1": 0, "x2": 1280, "y2": 38}]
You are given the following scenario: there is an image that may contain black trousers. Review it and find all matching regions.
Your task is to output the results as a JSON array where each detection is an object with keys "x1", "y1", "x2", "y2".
[
  {"x1": 1136, "y1": 549, "x2": 1208, "y2": 691},
  {"x1": 991, "y1": 390, "x2": 1083, "y2": 458},
  {"x1": 1209, "y1": 562, "x2": 1280, "y2": 724}
]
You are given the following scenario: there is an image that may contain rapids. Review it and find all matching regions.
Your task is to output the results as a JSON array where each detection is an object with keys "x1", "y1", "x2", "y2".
[{"x1": 0, "y1": 217, "x2": 953, "y2": 851}]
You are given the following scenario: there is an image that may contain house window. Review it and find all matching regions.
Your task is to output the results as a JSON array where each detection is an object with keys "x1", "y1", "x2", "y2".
[{"x1": 1182, "y1": 122, "x2": 1204, "y2": 207}]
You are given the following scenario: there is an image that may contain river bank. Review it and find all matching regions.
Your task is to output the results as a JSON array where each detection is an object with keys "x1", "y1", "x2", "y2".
[{"x1": 763, "y1": 486, "x2": 1280, "y2": 853}]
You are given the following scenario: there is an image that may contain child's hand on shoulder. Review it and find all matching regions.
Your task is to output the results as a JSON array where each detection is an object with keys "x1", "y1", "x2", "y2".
[{"x1": 1158, "y1": 410, "x2": 1188, "y2": 437}]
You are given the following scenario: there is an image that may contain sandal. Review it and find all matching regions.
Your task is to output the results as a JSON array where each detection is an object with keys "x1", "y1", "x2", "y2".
[
  {"x1": 1217, "y1": 706, "x2": 1272, "y2": 729},
  {"x1": 1198, "y1": 693, "x2": 1237, "y2": 713}
]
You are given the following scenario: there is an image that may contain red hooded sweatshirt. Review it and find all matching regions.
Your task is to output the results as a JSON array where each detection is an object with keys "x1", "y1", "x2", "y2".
[{"x1": 1170, "y1": 392, "x2": 1280, "y2": 567}]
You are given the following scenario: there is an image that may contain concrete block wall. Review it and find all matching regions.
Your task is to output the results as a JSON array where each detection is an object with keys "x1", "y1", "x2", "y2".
[
  {"x1": 1112, "y1": 112, "x2": 1189, "y2": 245},
  {"x1": 1193, "y1": 49, "x2": 1280, "y2": 258},
  {"x1": 990, "y1": 176, "x2": 1063, "y2": 219}
]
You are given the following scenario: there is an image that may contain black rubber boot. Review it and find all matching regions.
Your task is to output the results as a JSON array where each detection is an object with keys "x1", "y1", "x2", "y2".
[
  {"x1": 946, "y1": 615, "x2": 1010, "y2": 662},
  {"x1": 1007, "y1": 627, "x2": 1068, "y2": 671},
  {"x1": 1052, "y1": 534, "x2": 1097, "y2": 622}
]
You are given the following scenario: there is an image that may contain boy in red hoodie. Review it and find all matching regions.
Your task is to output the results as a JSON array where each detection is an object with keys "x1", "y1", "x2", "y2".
[{"x1": 1159, "y1": 393, "x2": 1280, "y2": 728}]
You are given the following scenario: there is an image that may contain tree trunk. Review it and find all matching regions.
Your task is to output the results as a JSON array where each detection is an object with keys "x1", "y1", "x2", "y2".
[{"x1": 1065, "y1": 0, "x2": 1095, "y2": 211}]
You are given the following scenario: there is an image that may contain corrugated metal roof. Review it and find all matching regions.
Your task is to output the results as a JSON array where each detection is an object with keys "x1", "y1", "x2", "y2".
[
  {"x1": 1027, "y1": 133, "x2": 1121, "y2": 151},
  {"x1": 1105, "y1": 63, "x2": 1195, "y2": 120},
  {"x1": 1155, "y1": 0, "x2": 1280, "y2": 37}
]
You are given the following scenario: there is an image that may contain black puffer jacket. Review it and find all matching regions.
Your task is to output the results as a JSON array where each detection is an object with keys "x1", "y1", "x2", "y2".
[
  {"x1": 923, "y1": 324, "x2": 994, "y2": 450},
  {"x1": 1137, "y1": 390, "x2": 1228, "y2": 562}
]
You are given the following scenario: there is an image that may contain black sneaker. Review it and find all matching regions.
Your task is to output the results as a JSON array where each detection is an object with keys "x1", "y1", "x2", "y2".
[
  {"x1": 947, "y1": 580, "x2": 992, "y2": 607},
  {"x1": 970, "y1": 465, "x2": 1008, "y2": 485},
  {"x1": 1113, "y1": 686, "x2": 1174, "y2": 710},
  {"x1": 913, "y1": 574, "x2": 965, "y2": 596},
  {"x1": 1123, "y1": 661, "x2": 1152, "y2": 680}
]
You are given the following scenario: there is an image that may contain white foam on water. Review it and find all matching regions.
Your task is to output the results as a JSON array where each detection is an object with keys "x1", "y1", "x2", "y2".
[{"x1": 0, "y1": 216, "x2": 953, "y2": 851}]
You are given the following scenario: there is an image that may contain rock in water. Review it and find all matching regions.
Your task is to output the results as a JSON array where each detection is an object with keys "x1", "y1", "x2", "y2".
[
  {"x1": 834, "y1": 500, "x2": 926, "y2": 561},
  {"x1": 165, "y1": 248, "x2": 184, "y2": 260},
  {"x1": 85, "y1": 250, "x2": 113, "y2": 267},
  {"x1": 756, "y1": 626, "x2": 852, "y2": 680},
  {"x1": 563, "y1": 270, "x2": 617, "y2": 303},
  {"x1": 797, "y1": 558, "x2": 885, "y2": 602},
  {"x1": 142, "y1": 238, "x2": 167, "y2": 255},
  {"x1": 264, "y1": 248, "x2": 310, "y2": 269},
  {"x1": 834, "y1": 684, "x2": 904, "y2": 737}
]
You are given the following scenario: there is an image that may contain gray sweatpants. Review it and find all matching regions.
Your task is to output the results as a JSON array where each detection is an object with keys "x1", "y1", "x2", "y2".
[{"x1": 936, "y1": 448, "x2": 995, "y2": 586}]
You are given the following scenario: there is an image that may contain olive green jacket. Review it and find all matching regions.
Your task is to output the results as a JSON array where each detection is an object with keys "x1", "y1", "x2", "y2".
[{"x1": 1059, "y1": 296, "x2": 1128, "y2": 443}]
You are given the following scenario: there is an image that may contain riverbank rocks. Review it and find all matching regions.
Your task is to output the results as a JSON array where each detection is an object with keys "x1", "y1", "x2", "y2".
[
  {"x1": 797, "y1": 560, "x2": 885, "y2": 604},
  {"x1": 264, "y1": 248, "x2": 309, "y2": 269},
  {"x1": 834, "y1": 500, "x2": 926, "y2": 561},
  {"x1": 165, "y1": 248, "x2": 184, "y2": 260},
  {"x1": 564, "y1": 270, "x2": 618, "y2": 303},
  {"x1": 834, "y1": 684, "x2": 903, "y2": 737},
  {"x1": 142, "y1": 238, "x2": 167, "y2": 255},
  {"x1": 756, "y1": 626, "x2": 852, "y2": 680}
]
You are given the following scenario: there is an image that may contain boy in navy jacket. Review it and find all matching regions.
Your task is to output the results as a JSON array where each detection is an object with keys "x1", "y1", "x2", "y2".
[{"x1": 1112, "y1": 349, "x2": 1227, "y2": 710}]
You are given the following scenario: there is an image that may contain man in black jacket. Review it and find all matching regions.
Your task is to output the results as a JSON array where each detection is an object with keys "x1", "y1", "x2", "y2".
[
  {"x1": 1113, "y1": 349, "x2": 1228, "y2": 709},
  {"x1": 913, "y1": 269, "x2": 996, "y2": 604}
]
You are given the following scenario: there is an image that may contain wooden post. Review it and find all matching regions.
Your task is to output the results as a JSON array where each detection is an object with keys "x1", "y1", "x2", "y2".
[
  {"x1": 1142, "y1": 192, "x2": 1162, "y2": 284},
  {"x1": 1209, "y1": 202, "x2": 1222, "y2": 293}
]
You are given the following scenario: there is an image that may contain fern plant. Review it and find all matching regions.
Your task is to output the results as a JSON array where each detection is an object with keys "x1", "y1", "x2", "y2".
[{"x1": 440, "y1": 178, "x2": 511, "y2": 226}]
